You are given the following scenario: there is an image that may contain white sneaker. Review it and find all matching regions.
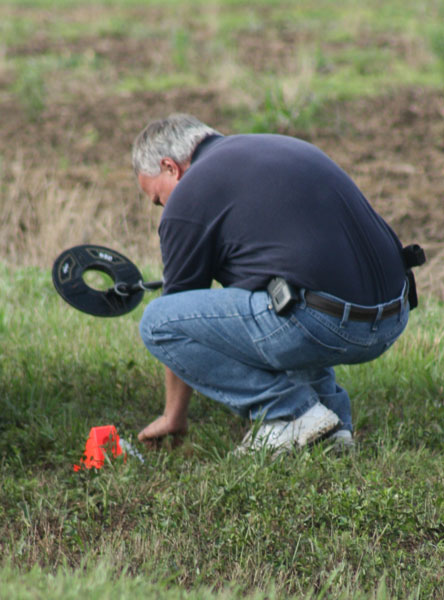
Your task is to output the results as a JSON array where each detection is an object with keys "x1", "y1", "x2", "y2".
[
  {"x1": 328, "y1": 429, "x2": 355, "y2": 450},
  {"x1": 236, "y1": 402, "x2": 339, "y2": 455}
]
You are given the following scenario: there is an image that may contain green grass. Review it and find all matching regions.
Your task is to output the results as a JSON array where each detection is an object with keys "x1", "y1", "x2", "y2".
[{"x1": 1, "y1": 264, "x2": 443, "y2": 598}]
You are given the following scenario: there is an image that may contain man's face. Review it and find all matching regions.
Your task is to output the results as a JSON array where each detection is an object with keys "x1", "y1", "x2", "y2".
[
  {"x1": 138, "y1": 171, "x2": 177, "y2": 207},
  {"x1": 137, "y1": 157, "x2": 188, "y2": 207}
]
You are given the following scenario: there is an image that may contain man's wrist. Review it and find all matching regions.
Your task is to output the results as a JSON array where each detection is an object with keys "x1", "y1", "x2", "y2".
[{"x1": 163, "y1": 411, "x2": 188, "y2": 433}]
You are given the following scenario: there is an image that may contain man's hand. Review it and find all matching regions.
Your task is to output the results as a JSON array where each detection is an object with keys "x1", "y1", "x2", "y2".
[{"x1": 138, "y1": 367, "x2": 192, "y2": 449}]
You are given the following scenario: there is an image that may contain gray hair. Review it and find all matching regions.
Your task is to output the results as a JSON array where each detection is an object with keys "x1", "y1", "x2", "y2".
[{"x1": 132, "y1": 113, "x2": 221, "y2": 176}]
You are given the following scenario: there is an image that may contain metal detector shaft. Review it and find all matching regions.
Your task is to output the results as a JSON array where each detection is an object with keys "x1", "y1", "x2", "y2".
[{"x1": 112, "y1": 279, "x2": 163, "y2": 297}]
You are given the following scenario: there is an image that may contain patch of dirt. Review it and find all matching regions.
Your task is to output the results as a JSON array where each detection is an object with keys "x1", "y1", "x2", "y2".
[
  {"x1": 304, "y1": 88, "x2": 444, "y2": 241},
  {"x1": 235, "y1": 27, "x2": 429, "y2": 75},
  {"x1": 6, "y1": 36, "x2": 171, "y2": 72},
  {"x1": 235, "y1": 28, "x2": 317, "y2": 74},
  {"x1": 0, "y1": 86, "x2": 230, "y2": 167}
]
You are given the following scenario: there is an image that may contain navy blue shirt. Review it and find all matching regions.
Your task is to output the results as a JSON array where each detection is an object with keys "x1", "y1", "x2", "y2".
[{"x1": 159, "y1": 134, "x2": 405, "y2": 305}]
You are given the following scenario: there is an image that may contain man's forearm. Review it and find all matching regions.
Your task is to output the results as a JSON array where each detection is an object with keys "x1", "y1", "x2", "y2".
[
  {"x1": 138, "y1": 367, "x2": 192, "y2": 443},
  {"x1": 163, "y1": 366, "x2": 192, "y2": 430}
]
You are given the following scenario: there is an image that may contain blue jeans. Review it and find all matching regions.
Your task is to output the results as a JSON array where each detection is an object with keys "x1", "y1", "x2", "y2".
[{"x1": 139, "y1": 287, "x2": 409, "y2": 431}]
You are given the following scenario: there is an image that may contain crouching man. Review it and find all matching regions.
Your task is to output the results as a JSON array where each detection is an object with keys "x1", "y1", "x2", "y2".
[{"x1": 132, "y1": 114, "x2": 411, "y2": 454}]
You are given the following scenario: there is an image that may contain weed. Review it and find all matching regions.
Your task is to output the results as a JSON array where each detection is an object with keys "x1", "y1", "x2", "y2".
[
  {"x1": 244, "y1": 81, "x2": 325, "y2": 134},
  {"x1": 428, "y1": 24, "x2": 444, "y2": 67},
  {"x1": 12, "y1": 60, "x2": 47, "y2": 121},
  {"x1": 171, "y1": 28, "x2": 193, "y2": 71}
]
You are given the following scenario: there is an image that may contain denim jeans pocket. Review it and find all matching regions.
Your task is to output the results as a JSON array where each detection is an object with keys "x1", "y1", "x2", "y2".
[
  {"x1": 253, "y1": 312, "x2": 347, "y2": 371},
  {"x1": 299, "y1": 304, "x2": 409, "y2": 366}
]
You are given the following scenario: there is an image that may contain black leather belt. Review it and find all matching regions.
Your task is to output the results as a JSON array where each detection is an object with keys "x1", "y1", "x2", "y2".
[{"x1": 304, "y1": 288, "x2": 407, "y2": 322}]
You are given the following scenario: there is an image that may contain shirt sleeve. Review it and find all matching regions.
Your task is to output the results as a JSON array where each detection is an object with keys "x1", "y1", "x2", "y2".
[{"x1": 159, "y1": 217, "x2": 215, "y2": 295}]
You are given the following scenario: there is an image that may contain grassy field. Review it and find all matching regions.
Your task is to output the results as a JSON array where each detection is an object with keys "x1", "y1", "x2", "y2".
[
  {"x1": 1, "y1": 266, "x2": 443, "y2": 598},
  {"x1": 1, "y1": 0, "x2": 444, "y2": 598}
]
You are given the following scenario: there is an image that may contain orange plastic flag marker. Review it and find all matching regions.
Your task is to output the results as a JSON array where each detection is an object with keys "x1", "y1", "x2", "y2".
[{"x1": 74, "y1": 425, "x2": 123, "y2": 471}]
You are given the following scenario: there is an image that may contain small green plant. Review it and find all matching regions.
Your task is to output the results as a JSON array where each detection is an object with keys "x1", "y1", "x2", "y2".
[
  {"x1": 246, "y1": 83, "x2": 324, "y2": 134},
  {"x1": 428, "y1": 25, "x2": 444, "y2": 67},
  {"x1": 171, "y1": 28, "x2": 192, "y2": 71},
  {"x1": 12, "y1": 60, "x2": 47, "y2": 121}
]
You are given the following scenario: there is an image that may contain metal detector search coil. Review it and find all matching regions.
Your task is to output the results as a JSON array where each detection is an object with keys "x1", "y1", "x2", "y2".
[{"x1": 52, "y1": 244, "x2": 162, "y2": 317}]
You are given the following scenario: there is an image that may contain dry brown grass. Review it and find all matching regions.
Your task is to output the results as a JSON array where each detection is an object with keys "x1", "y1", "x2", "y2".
[{"x1": 1, "y1": 155, "x2": 163, "y2": 272}]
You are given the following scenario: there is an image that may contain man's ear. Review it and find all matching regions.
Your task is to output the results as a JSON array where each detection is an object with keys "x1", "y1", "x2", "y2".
[
  {"x1": 160, "y1": 157, "x2": 189, "y2": 180},
  {"x1": 161, "y1": 157, "x2": 180, "y2": 176}
]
